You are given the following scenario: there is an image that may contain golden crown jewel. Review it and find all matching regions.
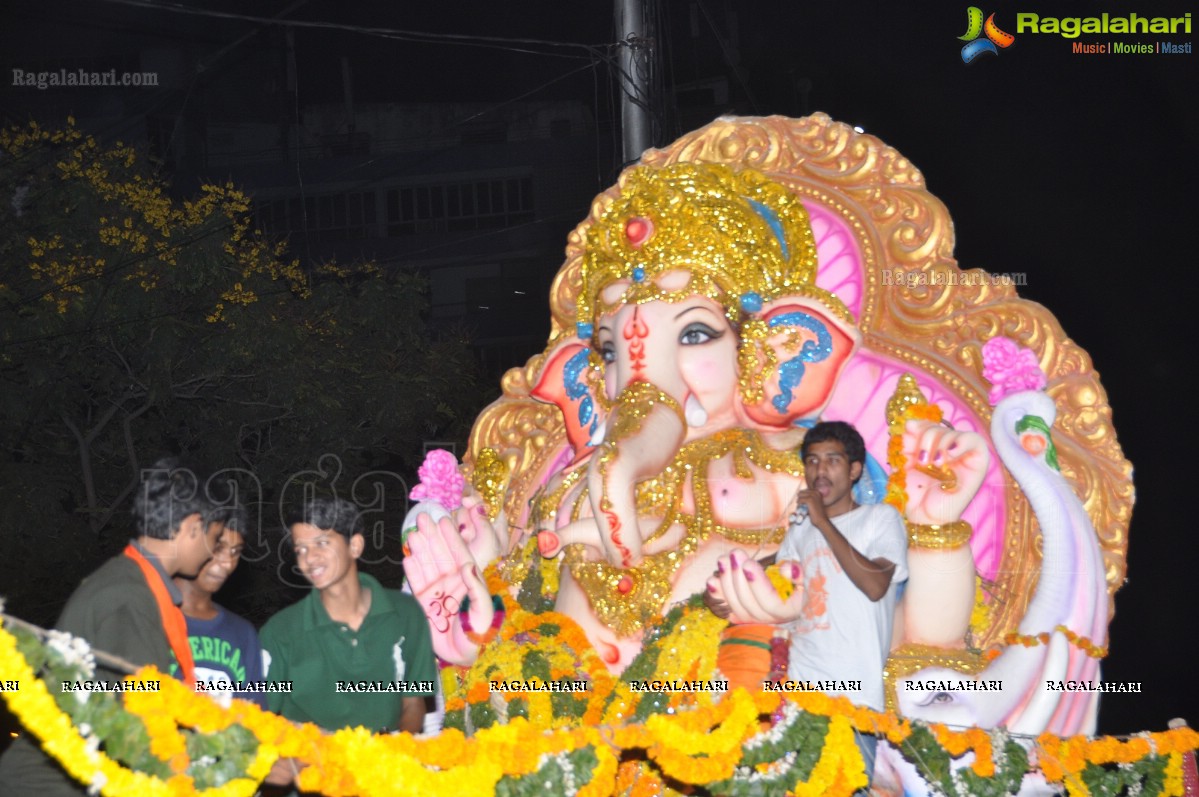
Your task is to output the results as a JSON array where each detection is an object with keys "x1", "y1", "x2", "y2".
[{"x1": 574, "y1": 161, "x2": 849, "y2": 340}]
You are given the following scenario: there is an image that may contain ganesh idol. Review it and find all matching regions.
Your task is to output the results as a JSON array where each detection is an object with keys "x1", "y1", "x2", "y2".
[{"x1": 403, "y1": 152, "x2": 991, "y2": 674}]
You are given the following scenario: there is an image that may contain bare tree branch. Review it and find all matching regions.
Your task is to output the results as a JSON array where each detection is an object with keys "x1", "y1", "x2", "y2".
[
  {"x1": 207, "y1": 397, "x2": 289, "y2": 409},
  {"x1": 107, "y1": 339, "x2": 145, "y2": 392},
  {"x1": 85, "y1": 399, "x2": 126, "y2": 445},
  {"x1": 61, "y1": 414, "x2": 99, "y2": 535},
  {"x1": 93, "y1": 396, "x2": 157, "y2": 533}
]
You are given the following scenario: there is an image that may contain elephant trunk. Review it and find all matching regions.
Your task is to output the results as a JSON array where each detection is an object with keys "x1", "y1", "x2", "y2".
[
  {"x1": 990, "y1": 390, "x2": 1108, "y2": 735},
  {"x1": 588, "y1": 381, "x2": 686, "y2": 568},
  {"x1": 992, "y1": 392, "x2": 1103, "y2": 640},
  {"x1": 899, "y1": 390, "x2": 1109, "y2": 736}
]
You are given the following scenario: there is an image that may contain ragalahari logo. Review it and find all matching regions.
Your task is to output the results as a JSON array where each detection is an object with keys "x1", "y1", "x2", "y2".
[{"x1": 959, "y1": 7, "x2": 1016, "y2": 62}]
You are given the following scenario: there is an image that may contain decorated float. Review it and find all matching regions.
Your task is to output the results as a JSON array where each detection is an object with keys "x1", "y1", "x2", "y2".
[{"x1": 3, "y1": 114, "x2": 1197, "y2": 796}]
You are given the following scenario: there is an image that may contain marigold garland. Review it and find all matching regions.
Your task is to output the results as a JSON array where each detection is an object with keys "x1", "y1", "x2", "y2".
[
  {"x1": 5, "y1": 606, "x2": 1199, "y2": 797},
  {"x1": 450, "y1": 572, "x2": 615, "y2": 731},
  {"x1": 614, "y1": 759, "x2": 665, "y2": 797},
  {"x1": 969, "y1": 577, "x2": 994, "y2": 637},
  {"x1": 792, "y1": 714, "x2": 868, "y2": 797},
  {"x1": 987, "y1": 624, "x2": 1109, "y2": 660},
  {"x1": 1163, "y1": 751, "x2": 1185, "y2": 797},
  {"x1": 1032, "y1": 730, "x2": 1195, "y2": 797},
  {"x1": 884, "y1": 398, "x2": 943, "y2": 513},
  {"x1": 0, "y1": 626, "x2": 264, "y2": 797},
  {"x1": 124, "y1": 698, "x2": 190, "y2": 773},
  {"x1": 764, "y1": 562, "x2": 797, "y2": 602}
]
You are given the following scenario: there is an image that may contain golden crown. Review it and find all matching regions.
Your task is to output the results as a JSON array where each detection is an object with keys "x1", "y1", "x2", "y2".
[{"x1": 574, "y1": 161, "x2": 848, "y2": 339}]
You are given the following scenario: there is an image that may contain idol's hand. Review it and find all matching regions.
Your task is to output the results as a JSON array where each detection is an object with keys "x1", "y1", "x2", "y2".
[
  {"x1": 706, "y1": 550, "x2": 805, "y2": 625},
  {"x1": 404, "y1": 513, "x2": 495, "y2": 666},
  {"x1": 902, "y1": 420, "x2": 990, "y2": 525}
]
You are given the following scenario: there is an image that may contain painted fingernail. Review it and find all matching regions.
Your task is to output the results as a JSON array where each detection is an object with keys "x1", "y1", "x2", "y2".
[
  {"x1": 402, "y1": 543, "x2": 411, "y2": 557},
  {"x1": 745, "y1": 570, "x2": 755, "y2": 582},
  {"x1": 707, "y1": 583, "x2": 716, "y2": 593},
  {"x1": 717, "y1": 561, "x2": 725, "y2": 574},
  {"x1": 459, "y1": 523, "x2": 467, "y2": 532},
  {"x1": 918, "y1": 449, "x2": 928, "y2": 463},
  {"x1": 477, "y1": 505, "x2": 487, "y2": 516},
  {"x1": 730, "y1": 554, "x2": 739, "y2": 569},
  {"x1": 791, "y1": 564, "x2": 801, "y2": 579}
]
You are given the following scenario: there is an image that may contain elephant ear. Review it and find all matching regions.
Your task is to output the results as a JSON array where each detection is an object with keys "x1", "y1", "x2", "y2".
[
  {"x1": 742, "y1": 300, "x2": 862, "y2": 428},
  {"x1": 530, "y1": 339, "x2": 601, "y2": 457}
]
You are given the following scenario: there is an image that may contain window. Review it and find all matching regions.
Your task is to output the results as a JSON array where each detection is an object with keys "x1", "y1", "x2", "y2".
[
  {"x1": 253, "y1": 190, "x2": 378, "y2": 241},
  {"x1": 385, "y1": 176, "x2": 534, "y2": 236}
]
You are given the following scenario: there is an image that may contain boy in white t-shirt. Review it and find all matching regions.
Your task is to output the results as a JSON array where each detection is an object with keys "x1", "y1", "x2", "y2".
[{"x1": 707, "y1": 420, "x2": 908, "y2": 788}]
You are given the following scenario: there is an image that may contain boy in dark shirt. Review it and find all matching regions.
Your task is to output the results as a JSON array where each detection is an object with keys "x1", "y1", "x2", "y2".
[
  {"x1": 0, "y1": 458, "x2": 222, "y2": 794},
  {"x1": 174, "y1": 509, "x2": 267, "y2": 708}
]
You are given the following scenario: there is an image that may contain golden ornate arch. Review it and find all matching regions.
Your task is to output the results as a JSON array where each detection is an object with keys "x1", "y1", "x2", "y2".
[{"x1": 466, "y1": 114, "x2": 1132, "y2": 647}]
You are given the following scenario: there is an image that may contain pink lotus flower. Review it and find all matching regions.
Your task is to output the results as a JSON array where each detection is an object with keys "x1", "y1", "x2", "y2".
[
  {"x1": 409, "y1": 449, "x2": 465, "y2": 509},
  {"x1": 982, "y1": 336, "x2": 1047, "y2": 405}
]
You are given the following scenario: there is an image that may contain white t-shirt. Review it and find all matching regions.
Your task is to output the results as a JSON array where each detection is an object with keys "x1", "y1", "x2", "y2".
[{"x1": 776, "y1": 502, "x2": 908, "y2": 711}]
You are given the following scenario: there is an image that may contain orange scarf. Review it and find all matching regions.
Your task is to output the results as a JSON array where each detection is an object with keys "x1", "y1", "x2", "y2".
[{"x1": 123, "y1": 544, "x2": 196, "y2": 686}]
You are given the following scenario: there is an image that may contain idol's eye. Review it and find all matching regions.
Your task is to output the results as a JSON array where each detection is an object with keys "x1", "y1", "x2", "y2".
[
  {"x1": 920, "y1": 691, "x2": 955, "y2": 706},
  {"x1": 679, "y1": 322, "x2": 723, "y2": 346},
  {"x1": 598, "y1": 340, "x2": 616, "y2": 364}
]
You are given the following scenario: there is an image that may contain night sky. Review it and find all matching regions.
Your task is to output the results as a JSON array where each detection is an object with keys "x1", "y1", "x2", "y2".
[{"x1": 3, "y1": 0, "x2": 1197, "y2": 737}]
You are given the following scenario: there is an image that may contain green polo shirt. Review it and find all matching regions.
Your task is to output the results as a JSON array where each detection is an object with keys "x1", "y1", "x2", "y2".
[{"x1": 260, "y1": 572, "x2": 436, "y2": 732}]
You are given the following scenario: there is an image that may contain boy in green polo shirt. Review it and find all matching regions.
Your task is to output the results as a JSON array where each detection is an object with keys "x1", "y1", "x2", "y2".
[{"x1": 261, "y1": 497, "x2": 435, "y2": 734}]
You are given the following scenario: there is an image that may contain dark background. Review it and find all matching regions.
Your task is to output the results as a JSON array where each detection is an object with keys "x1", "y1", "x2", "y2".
[{"x1": 1, "y1": 0, "x2": 1195, "y2": 740}]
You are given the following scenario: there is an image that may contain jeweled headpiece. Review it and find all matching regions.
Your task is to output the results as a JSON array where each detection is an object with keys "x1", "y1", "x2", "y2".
[{"x1": 574, "y1": 162, "x2": 850, "y2": 339}]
